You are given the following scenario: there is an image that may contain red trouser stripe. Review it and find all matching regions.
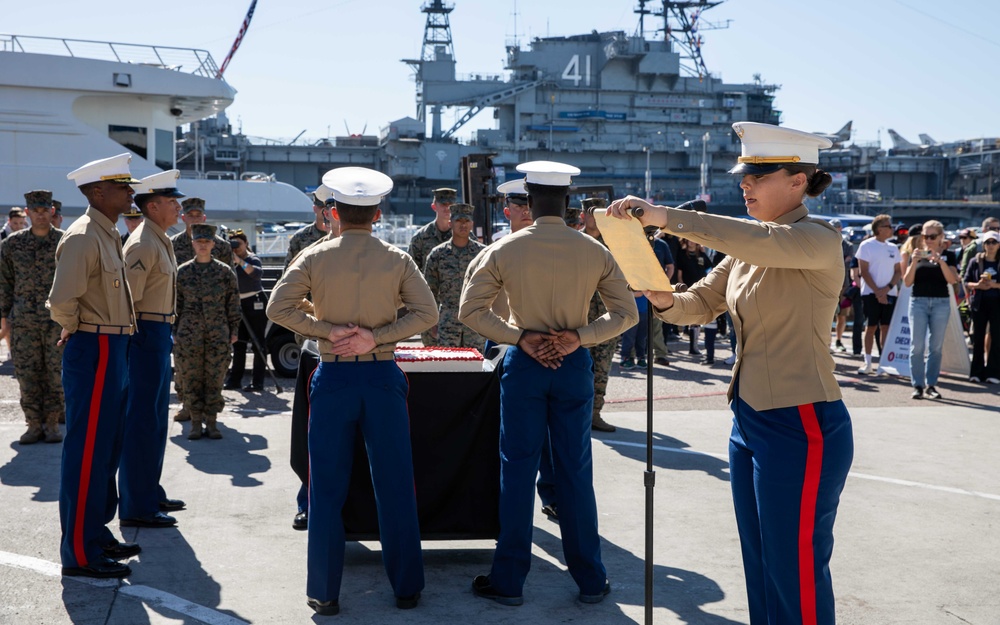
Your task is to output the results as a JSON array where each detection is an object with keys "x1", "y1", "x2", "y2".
[
  {"x1": 797, "y1": 403, "x2": 824, "y2": 625},
  {"x1": 73, "y1": 335, "x2": 109, "y2": 567},
  {"x1": 305, "y1": 364, "x2": 319, "y2": 511}
]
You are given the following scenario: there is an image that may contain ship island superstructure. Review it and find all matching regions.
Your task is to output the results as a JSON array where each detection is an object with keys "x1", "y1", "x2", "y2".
[{"x1": 180, "y1": 1, "x2": 998, "y2": 228}]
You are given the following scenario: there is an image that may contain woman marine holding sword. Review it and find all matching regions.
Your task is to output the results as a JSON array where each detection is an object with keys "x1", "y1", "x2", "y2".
[{"x1": 605, "y1": 122, "x2": 855, "y2": 625}]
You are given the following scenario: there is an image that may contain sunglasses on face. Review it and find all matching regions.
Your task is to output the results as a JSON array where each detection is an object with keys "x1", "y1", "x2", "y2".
[
  {"x1": 985, "y1": 240, "x2": 999, "y2": 246},
  {"x1": 923, "y1": 233, "x2": 941, "y2": 240}
]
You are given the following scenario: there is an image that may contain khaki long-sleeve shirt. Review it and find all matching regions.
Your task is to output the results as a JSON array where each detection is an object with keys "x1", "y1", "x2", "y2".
[
  {"x1": 654, "y1": 204, "x2": 844, "y2": 411},
  {"x1": 267, "y1": 229, "x2": 438, "y2": 357},
  {"x1": 123, "y1": 220, "x2": 176, "y2": 315},
  {"x1": 459, "y1": 216, "x2": 638, "y2": 347},
  {"x1": 48, "y1": 207, "x2": 135, "y2": 333}
]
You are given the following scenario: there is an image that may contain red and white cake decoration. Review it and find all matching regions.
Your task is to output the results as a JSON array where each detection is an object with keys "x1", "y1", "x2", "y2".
[{"x1": 394, "y1": 346, "x2": 484, "y2": 372}]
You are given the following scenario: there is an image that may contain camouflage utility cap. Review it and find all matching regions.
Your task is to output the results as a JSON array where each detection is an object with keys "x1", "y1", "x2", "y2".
[
  {"x1": 182, "y1": 197, "x2": 206, "y2": 213},
  {"x1": 564, "y1": 207, "x2": 582, "y2": 227},
  {"x1": 191, "y1": 223, "x2": 217, "y2": 240},
  {"x1": 52, "y1": 200, "x2": 62, "y2": 214},
  {"x1": 24, "y1": 190, "x2": 53, "y2": 209},
  {"x1": 449, "y1": 203, "x2": 475, "y2": 221},
  {"x1": 433, "y1": 187, "x2": 458, "y2": 203}
]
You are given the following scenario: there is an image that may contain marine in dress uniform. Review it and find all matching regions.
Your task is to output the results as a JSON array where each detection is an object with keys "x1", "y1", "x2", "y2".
[
  {"x1": 285, "y1": 185, "x2": 341, "y2": 531},
  {"x1": 118, "y1": 170, "x2": 186, "y2": 528},
  {"x1": 459, "y1": 161, "x2": 638, "y2": 605},
  {"x1": 52, "y1": 199, "x2": 64, "y2": 229},
  {"x1": 423, "y1": 203, "x2": 487, "y2": 351},
  {"x1": 48, "y1": 154, "x2": 140, "y2": 579},
  {"x1": 268, "y1": 167, "x2": 437, "y2": 616},
  {"x1": 170, "y1": 197, "x2": 234, "y2": 423},
  {"x1": 0, "y1": 190, "x2": 65, "y2": 444},
  {"x1": 121, "y1": 203, "x2": 142, "y2": 245},
  {"x1": 408, "y1": 187, "x2": 456, "y2": 346},
  {"x1": 175, "y1": 224, "x2": 241, "y2": 440},
  {"x1": 608, "y1": 122, "x2": 855, "y2": 625}
]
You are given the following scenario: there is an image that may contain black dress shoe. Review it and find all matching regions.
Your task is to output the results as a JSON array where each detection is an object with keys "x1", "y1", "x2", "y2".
[
  {"x1": 159, "y1": 498, "x2": 186, "y2": 512},
  {"x1": 293, "y1": 511, "x2": 308, "y2": 531},
  {"x1": 579, "y1": 579, "x2": 611, "y2": 604},
  {"x1": 307, "y1": 598, "x2": 339, "y2": 615},
  {"x1": 102, "y1": 541, "x2": 141, "y2": 560},
  {"x1": 472, "y1": 575, "x2": 523, "y2": 606},
  {"x1": 62, "y1": 557, "x2": 131, "y2": 579},
  {"x1": 243, "y1": 384, "x2": 264, "y2": 392},
  {"x1": 541, "y1": 504, "x2": 559, "y2": 520},
  {"x1": 396, "y1": 592, "x2": 420, "y2": 609},
  {"x1": 223, "y1": 382, "x2": 241, "y2": 390},
  {"x1": 120, "y1": 512, "x2": 177, "y2": 528}
]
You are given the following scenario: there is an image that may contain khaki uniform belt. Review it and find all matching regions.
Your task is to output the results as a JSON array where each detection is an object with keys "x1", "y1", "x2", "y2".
[
  {"x1": 77, "y1": 323, "x2": 134, "y2": 336},
  {"x1": 321, "y1": 352, "x2": 396, "y2": 363},
  {"x1": 137, "y1": 312, "x2": 176, "y2": 324}
]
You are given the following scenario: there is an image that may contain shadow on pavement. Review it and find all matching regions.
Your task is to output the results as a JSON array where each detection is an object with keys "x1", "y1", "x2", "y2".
[
  {"x1": 597, "y1": 425, "x2": 731, "y2": 483},
  {"x1": 170, "y1": 423, "x2": 271, "y2": 487},
  {"x1": 533, "y1": 525, "x2": 747, "y2": 625},
  {"x1": 60, "y1": 526, "x2": 251, "y2": 624},
  {"x1": 0, "y1": 439, "x2": 62, "y2": 502}
]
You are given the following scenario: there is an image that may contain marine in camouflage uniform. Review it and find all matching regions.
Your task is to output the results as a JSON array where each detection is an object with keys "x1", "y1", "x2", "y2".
[
  {"x1": 408, "y1": 188, "x2": 455, "y2": 346},
  {"x1": 423, "y1": 203, "x2": 486, "y2": 351},
  {"x1": 170, "y1": 197, "x2": 234, "y2": 421},
  {"x1": 174, "y1": 224, "x2": 241, "y2": 440},
  {"x1": 582, "y1": 198, "x2": 619, "y2": 432},
  {"x1": 283, "y1": 193, "x2": 331, "y2": 270},
  {"x1": 0, "y1": 190, "x2": 65, "y2": 444}
]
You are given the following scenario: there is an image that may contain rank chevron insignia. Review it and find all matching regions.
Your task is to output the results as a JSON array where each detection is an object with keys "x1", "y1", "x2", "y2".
[{"x1": 130, "y1": 259, "x2": 147, "y2": 271}]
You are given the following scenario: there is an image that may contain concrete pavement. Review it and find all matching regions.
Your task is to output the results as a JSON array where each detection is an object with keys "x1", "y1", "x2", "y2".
[{"x1": 2, "y1": 396, "x2": 999, "y2": 624}]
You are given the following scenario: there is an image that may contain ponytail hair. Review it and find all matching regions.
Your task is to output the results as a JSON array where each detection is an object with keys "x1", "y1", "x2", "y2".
[{"x1": 784, "y1": 164, "x2": 833, "y2": 198}]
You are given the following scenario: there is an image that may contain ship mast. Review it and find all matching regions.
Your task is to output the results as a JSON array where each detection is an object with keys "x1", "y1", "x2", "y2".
[
  {"x1": 636, "y1": 1, "x2": 731, "y2": 79},
  {"x1": 406, "y1": 1, "x2": 456, "y2": 137}
]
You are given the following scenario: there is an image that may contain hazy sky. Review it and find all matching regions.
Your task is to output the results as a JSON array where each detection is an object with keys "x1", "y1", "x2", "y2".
[{"x1": 6, "y1": 0, "x2": 999, "y2": 147}]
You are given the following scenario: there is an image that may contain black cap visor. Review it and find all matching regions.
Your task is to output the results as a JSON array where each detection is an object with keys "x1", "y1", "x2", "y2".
[{"x1": 729, "y1": 162, "x2": 787, "y2": 176}]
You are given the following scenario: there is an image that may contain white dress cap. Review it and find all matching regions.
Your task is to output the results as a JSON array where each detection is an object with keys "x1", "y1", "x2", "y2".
[
  {"x1": 313, "y1": 184, "x2": 335, "y2": 205},
  {"x1": 131, "y1": 169, "x2": 185, "y2": 198},
  {"x1": 67, "y1": 153, "x2": 141, "y2": 187},
  {"x1": 497, "y1": 178, "x2": 527, "y2": 195},
  {"x1": 730, "y1": 122, "x2": 833, "y2": 175},
  {"x1": 515, "y1": 160, "x2": 581, "y2": 187},
  {"x1": 321, "y1": 167, "x2": 393, "y2": 206}
]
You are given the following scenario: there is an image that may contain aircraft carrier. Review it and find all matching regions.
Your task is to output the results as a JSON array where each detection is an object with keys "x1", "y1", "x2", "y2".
[{"x1": 178, "y1": 0, "x2": 999, "y2": 228}]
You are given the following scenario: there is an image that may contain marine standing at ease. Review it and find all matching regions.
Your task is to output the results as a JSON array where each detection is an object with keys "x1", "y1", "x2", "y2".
[
  {"x1": 408, "y1": 187, "x2": 456, "y2": 346},
  {"x1": 423, "y1": 202, "x2": 486, "y2": 351},
  {"x1": 0, "y1": 189, "x2": 65, "y2": 444},
  {"x1": 174, "y1": 224, "x2": 241, "y2": 440},
  {"x1": 459, "y1": 160, "x2": 638, "y2": 606},
  {"x1": 118, "y1": 170, "x2": 186, "y2": 529},
  {"x1": 268, "y1": 167, "x2": 437, "y2": 616},
  {"x1": 48, "y1": 154, "x2": 140, "y2": 579},
  {"x1": 171, "y1": 197, "x2": 234, "y2": 423}
]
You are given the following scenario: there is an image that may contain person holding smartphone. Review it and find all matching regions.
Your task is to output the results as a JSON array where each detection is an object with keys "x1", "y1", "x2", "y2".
[
  {"x1": 963, "y1": 230, "x2": 1000, "y2": 383},
  {"x1": 903, "y1": 220, "x2": 960, "y2": 399}
]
